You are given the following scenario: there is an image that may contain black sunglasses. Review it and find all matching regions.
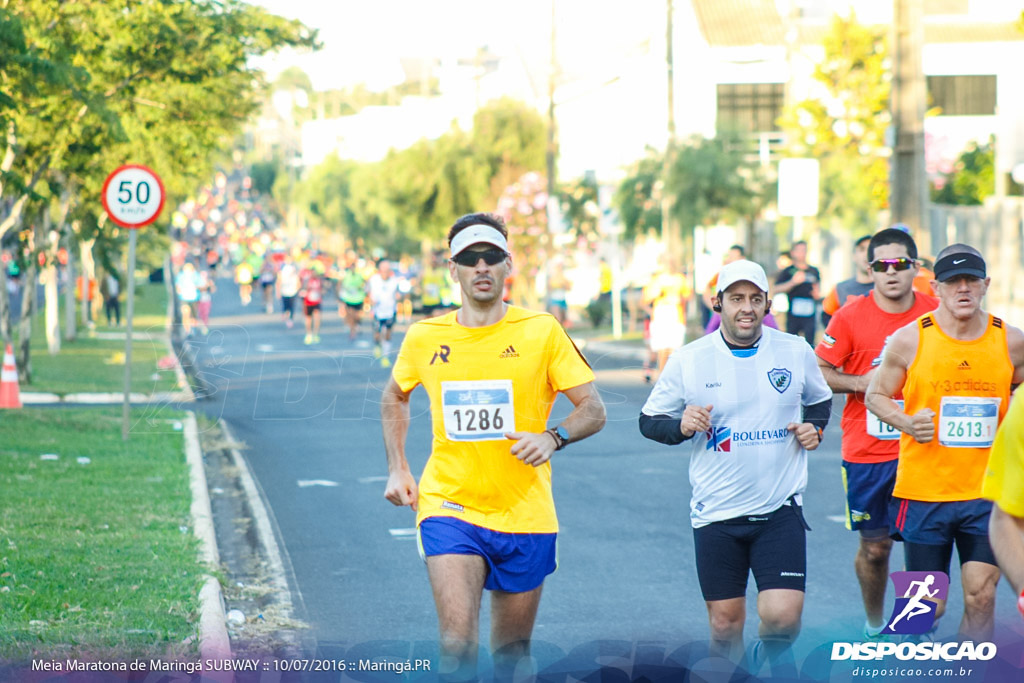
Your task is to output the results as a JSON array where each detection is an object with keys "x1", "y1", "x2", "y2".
[
  {"x1": 869, "y1": 257, "x2": 915, "y2": 273},
  {"x1": 451, "y1": 249, "x2": 508, "y2": 267}
]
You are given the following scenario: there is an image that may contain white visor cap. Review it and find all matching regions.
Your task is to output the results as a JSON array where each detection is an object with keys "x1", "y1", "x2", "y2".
[
  {"x1": 716, "y1": 259, "x2": 770, "y2": 294},
  {"x1": 450, "y1": 224, "x2": 509, "y2": 258}
]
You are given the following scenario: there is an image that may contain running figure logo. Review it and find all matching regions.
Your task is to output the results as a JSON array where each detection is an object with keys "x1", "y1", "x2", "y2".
[{"x1": 881, "y1": 571, "x2": 949, "y2": 635}]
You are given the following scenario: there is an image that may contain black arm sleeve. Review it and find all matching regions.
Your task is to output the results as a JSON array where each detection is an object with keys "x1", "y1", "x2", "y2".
[
  {"x1": 638, "y1": 412, "x2": 694, "y2": 446},
  {"x1": 802, "y1": 398, "x2": 832, "y2": 432}
]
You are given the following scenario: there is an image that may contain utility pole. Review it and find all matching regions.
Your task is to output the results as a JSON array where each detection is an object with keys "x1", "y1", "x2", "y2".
[
  {"x1": 661, "y1": 0, "x2": 677, "y2": 263},
  {"x1": 546, "y1": 0, "x2": 557, "y2": 206},
  {"x1": 543, "y1": 0, "x2": 559, "y2": 311},
  {"x1": 890, "y1": 0, "x2": 930, "y2": 255},
  {"x1": 662, "y1": 0, "x2": 700, "y2": 339}
]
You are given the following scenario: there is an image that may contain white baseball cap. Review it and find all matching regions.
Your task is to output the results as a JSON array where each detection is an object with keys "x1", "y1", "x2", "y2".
[
  {"x1": 450, "y1": 224, "x2": 509, "y2": 257},
  {"x1": 716, "y1": 259, "x2": 769, "y2": 294}
]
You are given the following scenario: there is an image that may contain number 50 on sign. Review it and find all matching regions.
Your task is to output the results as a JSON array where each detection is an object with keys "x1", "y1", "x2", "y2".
[{"x1": 101, "y1": 164, "x2": 165, "y2": 229}]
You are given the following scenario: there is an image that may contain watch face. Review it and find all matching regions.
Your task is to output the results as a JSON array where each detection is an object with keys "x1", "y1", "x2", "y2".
[{"x1": 556, "y1": 427, "x2": 569, "y2": 444}]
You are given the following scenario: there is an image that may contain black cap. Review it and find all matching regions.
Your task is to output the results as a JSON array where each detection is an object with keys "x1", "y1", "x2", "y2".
[{"x1": 933, "y1": 252, "x2": 986, "y2": 282}]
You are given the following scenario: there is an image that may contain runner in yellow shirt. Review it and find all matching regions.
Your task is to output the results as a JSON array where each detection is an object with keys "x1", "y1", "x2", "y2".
[
  {"x1": 983, "y1": 391, "x2": 1024, "y2": 619},
  {"x1": 381, "y1": 213, "x2": 606, "y2": 681}
]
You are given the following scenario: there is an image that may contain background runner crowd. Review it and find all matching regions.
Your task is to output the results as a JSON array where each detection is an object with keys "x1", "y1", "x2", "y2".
[{"x1": 161, "y1": 169, "x2": 1024, "y2": 679}]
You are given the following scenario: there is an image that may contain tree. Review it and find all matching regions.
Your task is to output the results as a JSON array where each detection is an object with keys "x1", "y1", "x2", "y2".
[
  {"x1": 471, "y1": 98, "x2": 548, "y2": 206},
  {"x1": 275, "y1": 66, "x2": 315, "y2": 96},
  {"x1": 557, "y1": 174, "x2": 600, "y2": 243},
  {"x1": 249, "y1": 159, "x2": 279, "y2": 197},
  {"x1": 430, "y1": 127, "x2": 491, "y2": 235},
  {"x1": 667, "y1": 135, "x2": 757, "y2": 238},
  {"x1": 291, "y1": 98, "x2": 545, "y2": 254},
  {"x1": 931, "y1": 138, "x2": 994, "y2": 206},
  {"x1": 777, "y1": 13, "x2": 890, "y2": 229},
  {"x1": 495, "y1": 171, "x2": 548, "y2": 309},
  {"x1": 297, "y1": 155, "x2": 359, "y2": 234},
  {"x1": 614, "y1": 149, "x2": 664, "y2": 241},
  {"x1": 0, "y1": 0, "x2": 317, "y2": 375}
]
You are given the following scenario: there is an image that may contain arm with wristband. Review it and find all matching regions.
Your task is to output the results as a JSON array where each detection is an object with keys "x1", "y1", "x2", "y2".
[{"x1": 506, "y1": 381, "x2": 605, "y2": 466}]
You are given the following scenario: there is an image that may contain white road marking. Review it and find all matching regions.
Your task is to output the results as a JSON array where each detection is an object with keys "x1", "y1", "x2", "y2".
[
  {"x1": 256, "y1": 344, "x2": 274, "y2": 353},
  {"x1": 389, "y1": 528, "x2": 417, "y2": 537},
  {"x1": 358, "y1": 475, "x2": 389, "y2": 484},
  {"x1": 827, "y1": 515, "x2": 847, "y2": 524},
  {"x1": 297, "y1": 479, "x2": 339, "y2": 488}
]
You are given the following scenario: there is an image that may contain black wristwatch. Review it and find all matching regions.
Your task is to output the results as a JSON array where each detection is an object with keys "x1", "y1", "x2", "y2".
[{"x1": 548, "y1": 425, "x2": 570, "y2": 451}]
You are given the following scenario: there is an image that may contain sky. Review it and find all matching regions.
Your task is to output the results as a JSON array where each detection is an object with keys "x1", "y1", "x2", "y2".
[
  {"x1": 241, "y1": 1, "x2": 706, "y2": 183},
  {"x1": 245, "y1": 0, "x2": 668, "y2": 93}
]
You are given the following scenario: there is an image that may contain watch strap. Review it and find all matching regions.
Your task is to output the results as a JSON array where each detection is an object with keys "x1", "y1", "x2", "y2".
[{"x1": 547, "y1": 427, "x2": 567, "y2": 451}]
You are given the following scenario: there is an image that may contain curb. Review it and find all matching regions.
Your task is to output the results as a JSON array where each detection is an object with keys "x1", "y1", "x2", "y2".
[
  {"x1": 21, "y1": 391, "x2": 195, "y2": 405},
  {"x1": 183, "y1": 413, "x2": 233, "y2": 671},
  {"x1": 168, "y1": 332, "x2": 197, "y2": 404},
  {"x1": 218, "y1": 419, "x2": 302, "y2": 653},
  {"x1": 218, "y1": 420, "x2": 298, "y2": 615}
]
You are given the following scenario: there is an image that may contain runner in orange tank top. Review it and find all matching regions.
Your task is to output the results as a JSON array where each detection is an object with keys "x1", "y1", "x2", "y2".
[
  {"x1": 816, "y1": 228, "x2": 938, "y2": 641},
  {"x1": 866, "y1": 244, "x2": 1024, "y2": 641}
]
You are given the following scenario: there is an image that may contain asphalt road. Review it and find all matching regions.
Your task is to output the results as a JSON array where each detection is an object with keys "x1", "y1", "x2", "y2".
[{"x1": 190, "y1": 279, "x2": 1024, "y2": 680}]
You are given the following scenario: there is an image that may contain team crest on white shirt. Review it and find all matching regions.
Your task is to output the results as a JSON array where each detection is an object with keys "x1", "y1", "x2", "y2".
[{"x1": 767, "y1": 368, "x2": 793, "y2": 394}]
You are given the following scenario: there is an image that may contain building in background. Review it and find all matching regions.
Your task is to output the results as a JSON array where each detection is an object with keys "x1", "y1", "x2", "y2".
[{"x1": 688, "y1": 0, "x2": 1024, "y2": 184}]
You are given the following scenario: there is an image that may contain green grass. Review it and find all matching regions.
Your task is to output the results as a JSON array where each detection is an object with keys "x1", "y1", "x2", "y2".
[
  {"x1": 24, "y1": 282, "x2": 183, "y2": 396},
  {"x1": 0, "y1": 406, "x2": 203, "y2": 663}
]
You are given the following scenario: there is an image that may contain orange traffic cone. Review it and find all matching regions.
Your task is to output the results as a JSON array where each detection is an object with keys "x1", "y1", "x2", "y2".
[{"x1": 0, "y1": 343, "x2": 22, "y2": 409}]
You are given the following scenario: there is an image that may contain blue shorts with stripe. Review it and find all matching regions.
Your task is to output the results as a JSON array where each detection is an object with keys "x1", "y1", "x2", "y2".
[
  {"x1": 889, "y1": 497, "x2": 997, "y2": 570},
  {"x1": 417, "y1": 516, "x2": 557, "y2": 593},
  {"x1": 841, "y1": 459, "x2": 898, "y2": 537},
  {"x1": 890, "y1": 497, "x2": 992, "y2": 544}
]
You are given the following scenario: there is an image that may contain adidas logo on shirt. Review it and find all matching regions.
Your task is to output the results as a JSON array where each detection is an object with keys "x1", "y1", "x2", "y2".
[
  {"x1": 499, "y1": 345, "x2": 520, "y2": 359},
  {"x1": 957, "y1": 360, "x2": 971, "y2": 370}
]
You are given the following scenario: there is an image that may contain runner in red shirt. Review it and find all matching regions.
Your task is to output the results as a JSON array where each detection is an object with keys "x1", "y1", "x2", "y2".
[
  {"x1": 301, "y1": 261, "x2": 326, "y2": 345},
  {"x1": 815, "y1": 227, "x2": 938, "y2": 640}
]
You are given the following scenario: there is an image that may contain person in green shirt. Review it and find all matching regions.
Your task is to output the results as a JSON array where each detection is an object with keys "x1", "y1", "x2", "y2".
[{"x1": 338, "y1": 251, "x2": 367, "y2": 340}]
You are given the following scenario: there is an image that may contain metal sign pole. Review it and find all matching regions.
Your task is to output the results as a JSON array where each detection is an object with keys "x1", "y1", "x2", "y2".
[
  {"x1": 122, "y1": 229, "x2": 137, "y2": 441},
  {"x1": 103, "y1": 164, "x2": 163, "y2": 440}
]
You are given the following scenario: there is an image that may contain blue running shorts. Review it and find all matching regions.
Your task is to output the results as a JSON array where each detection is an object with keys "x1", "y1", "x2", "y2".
[
  {"x1": 417, "y1": 516, "x2": 557, "y2": 593},
  {"x1": 842, "y1": 459, "x2": 898, "y2": 538},
  {"x1": 890, "y1": 497, "x2": 997, "y2": 572}
]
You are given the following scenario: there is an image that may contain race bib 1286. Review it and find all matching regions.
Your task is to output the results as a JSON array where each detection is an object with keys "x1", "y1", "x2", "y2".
[{"x1": 441, "y1": 380, "x2": 515, "y2": 441}]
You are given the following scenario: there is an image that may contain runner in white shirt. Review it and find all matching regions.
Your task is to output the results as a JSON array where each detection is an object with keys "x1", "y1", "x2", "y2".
[
  {"x1": 277, "y1": 258, "x2": 302, "y2": 328},
  {"x1": 639, "y1": 259, "x2": 832, "y2": 676},
  {"x1": 367, "y1": 259, "x2": 402, "y2": 367},
  {"x1": 175, "y1": 262, "x2": 200, "y2": 336}
]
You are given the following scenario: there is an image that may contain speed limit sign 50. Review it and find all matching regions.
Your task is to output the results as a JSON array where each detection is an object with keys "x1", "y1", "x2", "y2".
[{"x1": 101, "y1": 164, "x2": 165, "y2": 228}]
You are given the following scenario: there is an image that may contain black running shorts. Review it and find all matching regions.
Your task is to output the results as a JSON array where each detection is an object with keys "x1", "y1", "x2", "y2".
[{"x1": 693, "y1": 503, "x2": 807, "y2": 601}]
